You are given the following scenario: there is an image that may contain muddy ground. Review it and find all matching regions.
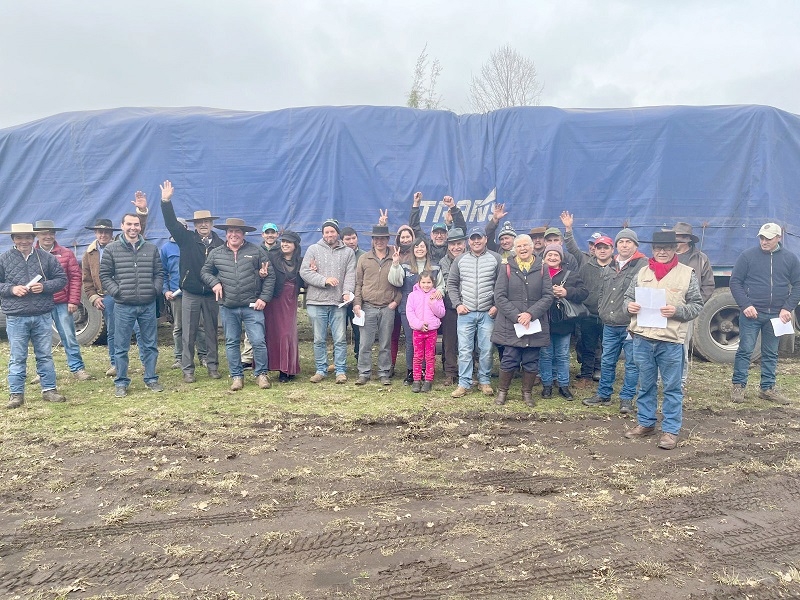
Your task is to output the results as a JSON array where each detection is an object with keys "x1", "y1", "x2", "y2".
[{"x1": 2, "y1": 402, "x2": 800, "y2": 599}]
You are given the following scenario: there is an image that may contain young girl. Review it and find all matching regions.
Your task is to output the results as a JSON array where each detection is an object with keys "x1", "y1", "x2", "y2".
[{"x1": 405, "y1": 271, "x2": 446, "y2": 392}]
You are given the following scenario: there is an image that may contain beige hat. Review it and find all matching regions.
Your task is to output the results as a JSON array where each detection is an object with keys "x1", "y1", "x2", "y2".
[
  {"x1": 0, "y1": 223, "x2": 37, "y2": 235},
  {"x1": 758, "y1": 223, "x2": 782, "y2": 239},
  {"x1": 186, "y1": 210, "x2": 220, "y2": 222},
  {"x1": 669, "y1": 222, "x2": 699, "y2": 243},
  {"x1": 214, "y1": 218, "x2": 257, "y2": 233}
]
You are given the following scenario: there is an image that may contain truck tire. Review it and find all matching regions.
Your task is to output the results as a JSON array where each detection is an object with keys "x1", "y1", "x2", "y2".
[
  {"x1": 51, "y1": 291, "x2": 105, "y2": 347},
  {"x1": 693, "y1": 288, "x2": 760, "y2": 364}
]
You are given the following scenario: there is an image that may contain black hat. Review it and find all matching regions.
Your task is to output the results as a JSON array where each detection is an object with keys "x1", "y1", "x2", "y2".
[
  {"x1": 642, "y1": 230, "x2": 678, "y2": 245},
  {"x1": 280, "y1": 230, "x2": 301, "y2": 245},
  {"x1": 322, "y1": 218, "x2": 341, "y2": 234},
  {"x1": 362, "y1": 225, "x2": 395, "y2": 237},
  {"x1": 85, "y1": 218, "x2": 120, "y2": 232}
]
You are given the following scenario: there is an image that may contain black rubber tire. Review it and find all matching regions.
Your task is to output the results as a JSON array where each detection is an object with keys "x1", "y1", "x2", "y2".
[
  {"x1": 51, "y1": 291, "x2": 105, "y2": 347},
  {"x1": 693, "y1": 287, "x2": 761, "y2": 364}
]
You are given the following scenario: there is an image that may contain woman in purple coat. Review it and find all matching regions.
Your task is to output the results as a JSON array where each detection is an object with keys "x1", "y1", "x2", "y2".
[{"x1": 265, "y1": 231, "x2": 304, "y2": 382}]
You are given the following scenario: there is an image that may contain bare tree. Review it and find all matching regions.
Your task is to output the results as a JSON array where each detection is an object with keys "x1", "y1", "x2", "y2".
[
  {"x1": 469, "y1": 45, "x2": 543, "y2": 113},
  {"x1": 407, "y1": 44, "x2": 443, "y2": 110}
]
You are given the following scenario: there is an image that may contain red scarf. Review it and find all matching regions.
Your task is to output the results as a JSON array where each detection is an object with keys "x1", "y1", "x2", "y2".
[
  {"x1": 649, "y1": 255, "x2": 679, "y2": 280},
  {"x1": 548, "y1": 266, "x2": 562, "y2": 280}
]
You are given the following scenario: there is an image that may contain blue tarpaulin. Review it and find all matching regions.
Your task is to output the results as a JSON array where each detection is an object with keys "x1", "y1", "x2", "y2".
[{"x1": 1, "y1": 104, "x2": 798, "y2": 267}]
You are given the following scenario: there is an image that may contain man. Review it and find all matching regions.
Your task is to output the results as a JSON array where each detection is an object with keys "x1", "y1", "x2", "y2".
[
  {"x1": 438, "y1": 227, "x2": 467, "y2": 385},
  {"x1": 100, "y1": 211, "x2": 164, "y2": 398},
  {"x1": 201, "y1": 218, "x2": 275, "y2": 391},
  {"x1": 82, "y1": 196, "x2": 149, "y2": 377},
  {"x1": 560, "y1": 212, "x2": 612, "y2": 385},
  {"x1": 583, "y1": 228, "x2": 648, "y2": 413},
  {"x1": 160, "y1": 182, "x2": 223, "y2": 383},
  {"x1": 299, "y1": 219, "x2": 356, "y2": 383},
  {"x1": 543, "y1": 226, "x2": 578, "y2": 271},
  {"x1": 353, "y1": 225, "x2": 401, "y2": 385},
  {"x1": 0, "y1": 223, "x2": 68, "y2": 408},
  {"x1": 261, "y1": 222, "x2": 279, "y2": 252},
  {"x1": 341, "y1": 226, "x2": 365, "y2": 358},
  {"x1": 529, "y1": 226, "x2": 547, "y2": 258},
  {"x1": 670, "y1": 222, "x2": 714, "y2": 394},
  {"x1": 33, "y1": 220, "x2": 93, "y2": 381},
  {"x1": 730, "y1": 223, "x2": 800, "y2": 405},
  {"x1": 624, "y1": 230, "x2": 703, "y2": 450},
  {"x1": 485, "y1": 203, "x2": 517, "y2": 262},
  {"x1": 409, "y1": 193, "x2": 466, "y2": 265},
  {"x1": 447, "y1": 226, "x2": 502, "y2": 398}
]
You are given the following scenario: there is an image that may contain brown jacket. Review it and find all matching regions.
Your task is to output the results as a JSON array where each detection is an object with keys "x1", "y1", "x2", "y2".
[{"x1": 355, "y1": 247, "x2": 402, "y2": 308}]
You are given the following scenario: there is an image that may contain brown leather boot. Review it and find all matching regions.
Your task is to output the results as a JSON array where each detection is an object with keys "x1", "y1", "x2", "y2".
[
  {"x1": 495, "y1": 370, "x2": 515, "y2": 405},
  {"x1": 521, "y1": 371, "x2": 537, "y2": 407}
]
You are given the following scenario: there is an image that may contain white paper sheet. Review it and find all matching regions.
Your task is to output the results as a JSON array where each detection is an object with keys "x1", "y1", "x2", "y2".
[
  {"x1": 514, "y1": 320, "x2": 542, "y2": 337},
  {"x1": 25, "y1": 274, "x2": 42, "y2": 288},
  {"x1": 338, "y1": 292, "x2": 353, "y2": 308},
  {"x1": 352, "y1": 311, "x2": 365, "y2": 327},
  {"x1": 635, "y1": 287, "x2": 668, "y2": 328},
  {"x1": 771, "y1": 317, "x2": 794, "y2": 336}
]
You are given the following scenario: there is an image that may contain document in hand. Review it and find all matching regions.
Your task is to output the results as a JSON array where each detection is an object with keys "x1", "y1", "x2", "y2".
[
  {"x1": 635, "y1": 287, "x2": 667, "y2": 328},
  {"x1": 514, "y1": 320, "x2": 542, "y2": 337},
  {"x1": 771, "y1": 317, "x2": 794, "y2": 336},
  {"x1": 352, "y1": 311, "x2": 365, "y2": 327}
]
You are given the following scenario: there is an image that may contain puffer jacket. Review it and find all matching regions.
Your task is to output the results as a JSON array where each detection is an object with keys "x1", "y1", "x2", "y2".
[
  {"x1": 201, "y1": 241, "x2": 275, "y2": 308},
  {"x1": 37, "y1": 240, "x2": 81, "y2": 305},
  {"x1": 447, "y1": 249, "x2": 502, "y2": 312},
  {"x1": 491, "y1": 257, "x2": 553, "y2": 348},
  {"x1": 597, "y1": 253, "x2": 648, "y2": 326},
  {"x1": 0, "y1": 247, "x2": 67, "y2": 316},
  {"x1": 99, "y1": 236, "x2": 163, "y2": 306},
  {"x1": 405, "y1": 283, "x2": 446, "y2": 331}
]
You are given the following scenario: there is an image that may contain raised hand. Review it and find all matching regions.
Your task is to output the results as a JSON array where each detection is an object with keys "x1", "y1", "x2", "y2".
[
  {"x1": 132, "y1": 190, "x2": 148, "y2": 211},
  {"x1": 160, "y1": 180, "x2": 174, "y2": 201},
  {"x1": 492, "y1": 202, "x2": 507, "y2": 223},
  {"x1": 560, "y1": 210, "x2": 574, "y2": 230},
  {"x1": 413, "y1": 191, "x2": 423, "y2": 206},
  {"x1": 392, "y1": 246, "x2": 400, "y2": 264},
  {"x1": 442, "y1": 196, "x2": 455, "y2": 209},
  {"x1": 259, "y1": 261, "x2": 269, "y2": 278},
  {"x1": 378, "y1": 209, "x2": 388, "y2": 226}
]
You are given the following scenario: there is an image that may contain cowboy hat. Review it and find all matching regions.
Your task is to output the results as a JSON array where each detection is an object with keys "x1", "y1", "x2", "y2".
[
  {"x1": 0, "y1": 223, "x2": 36, "y2": 235},
  {"x1": 186, "y1": 210, "x2": 220, "y2": 222},
  {"x1": 667, "y1": 222, "x2": 699, "y2": 243},
  {"x1": 84, "y1": 218, "x2": 120, "y2": 232},
  {"x1": 33, "y1": 219, "x2": 67, "y2": 232},
  {"x1": 362, "y1": 225, "x2": 396, "y2": 237},
  {"x1": 214, "y1": 218, "x2": 257, "y2": 233}
]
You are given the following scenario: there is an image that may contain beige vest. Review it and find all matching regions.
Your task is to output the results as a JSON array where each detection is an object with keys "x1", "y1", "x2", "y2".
[{"x1": 630, "y1": 262, "x2": 693, "y2": 344}]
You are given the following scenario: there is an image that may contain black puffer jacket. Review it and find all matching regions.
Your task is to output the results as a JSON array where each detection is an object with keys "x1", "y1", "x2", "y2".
[
  {"x1": 99, "y1": 237, "x2": 163, "y2": 305},
  {"x1": 0, "y1": 248, "x2": 67, "y2": 316},
  {"x1": 491, "y1": 258, "x2": 554, "y2": 348},
  {"x1": 161, "y1": 200, "x2": 225, "y2": 296},
  {"x1": 201, "y1": 241, "x2": 276, "y2": 308}
]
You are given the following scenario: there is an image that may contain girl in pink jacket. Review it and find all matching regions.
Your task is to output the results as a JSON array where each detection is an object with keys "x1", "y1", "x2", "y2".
[{"x1": 405, "y1": 272, "x2": 446, "y2": 392}]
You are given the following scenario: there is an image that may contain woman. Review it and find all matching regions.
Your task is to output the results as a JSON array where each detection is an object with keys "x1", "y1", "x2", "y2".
[
  {"x1": 264, "y1": 230, "x2": 304, "y2": 382},
  {"x1": 539, "y1": 243, "x2": 588, "y2": 400},
  {"x1": 390, "y1": 223, "x2": 417, "y2": 375},
  {"x1": 492, "y1": 235, "x2": 554, "y2": 407},
  {"x1": 389, "y1": 238, "x2": 443, "y2": 384}
]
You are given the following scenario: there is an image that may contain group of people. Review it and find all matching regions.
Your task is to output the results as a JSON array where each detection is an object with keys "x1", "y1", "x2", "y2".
[{"x1": 2, "y1": 185, "x2": 797, "y2": 452}]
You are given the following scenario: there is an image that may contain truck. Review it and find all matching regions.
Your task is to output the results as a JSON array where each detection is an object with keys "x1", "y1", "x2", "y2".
[{"x1": 1, "y1": 104, "x2": 799, "y2": 361}]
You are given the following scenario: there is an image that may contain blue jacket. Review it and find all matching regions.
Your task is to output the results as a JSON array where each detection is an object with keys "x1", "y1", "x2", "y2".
[
  {"x1": 161, "y1": 239, "x2": 181, "y2": 293},
  {"x1": 731, "y1": 243, "x2": 800, "y2": 313}
]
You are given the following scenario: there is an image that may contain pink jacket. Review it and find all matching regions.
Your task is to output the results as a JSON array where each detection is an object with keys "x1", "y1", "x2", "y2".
[{"x1": 406, "y1": 283, "x2": 446, "y2": 332}]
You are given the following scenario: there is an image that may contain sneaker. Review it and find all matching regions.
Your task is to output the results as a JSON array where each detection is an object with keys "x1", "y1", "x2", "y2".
[
  {"x1": 309, "y1": 373, "x2": 325, "y2": 383},
  {"x1": 171, "y1": 360, "x2": 182, "y2": 369},
  {"x1": 335, "y1": 373, "x2": 347, "y2": 384},
  {"x1": 480, "y1": 383, "x2": 494, "y2": 396},
  {"x1": 658, "y1": 432, "x2": 679, "y2": 450},
  {"x1": 759, "y1": 387, "x2": 790, "y2": 405},
  {"x1": 73, "y1": 369, "x2": 94, "y2": 381},
  {"x1": 355, "y1": 376, "x2": 369, "y2": 386},
  {"x1": 7, "y1": 394, "x2": 24, "y2": 409},
  {"x1": 381, "y1": 377, "x2": 392, "y2": 386},
  {"x1": 106, "y1": 366, "x2": 117, "y2": 377},
  {"x1": 558, "y1": 387, "x2": 574, "y2": 400},
  {"x1": 230, "y1": 376, "x2": 244, "y2": 391},
  {"x1": 256, "y1": 374, "x2": 271, "y2": 389},
  {"x1": 619, "y1": 398, "x2": 634, "y2": 414},
  {"x1": 624, "y1": 424, "x2": 656, "y2": 439},
  {"x1": 208, "y1": 367, "x2": 221, "y2": 379},
  {"x1": 42, "y1": 389, "x2": 66, "y2": 403},
  {"x1": 730, "y1": 383, "x2": 746, "y2": 403},
  {"x1": 411, "y1": 380, "x2": 422, "y2": 393},
  {"x1": 403, "y1": 370, "x2": 414, "y2": 386},
  {"x1": 582, "y1": 394, "x2": 611, "y2": 407},
  {"x1": 146, "y1": 381, "x2": 165, "y2": 393},
  {"x1": 114, "y1": 385, "x2": 128, "y2": 398},
  {"x1": 451, "y1": 386, "x2": 469, "y2": 398},
  {"x1": 421, "y1": 381, "x2": 432, "y2": 393},
  {"x1": 183, "y1": 373, "x2": 196, "y2": 383}
]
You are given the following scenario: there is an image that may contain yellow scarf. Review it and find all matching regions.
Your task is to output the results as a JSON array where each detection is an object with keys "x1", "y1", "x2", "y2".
[{"x1": 516, "y1": 258, "x2": 533, "y2": 273}]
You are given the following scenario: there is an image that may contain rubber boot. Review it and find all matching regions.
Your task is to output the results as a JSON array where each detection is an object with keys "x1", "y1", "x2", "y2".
[
  {"x1": 495, "y1": 370, "x2": 514, "y2": 405},
  {"x1": 522, "y1": 371, "x2": 537, "y2": 407}
]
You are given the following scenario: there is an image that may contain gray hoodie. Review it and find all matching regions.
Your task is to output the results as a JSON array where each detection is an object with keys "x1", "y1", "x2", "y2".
[{"x1": 299, "y1": 238, "x2": 356, "y2": 305}]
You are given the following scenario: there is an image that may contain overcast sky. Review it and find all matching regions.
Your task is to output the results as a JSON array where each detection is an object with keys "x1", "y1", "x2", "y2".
[{"x1": 1, "y1": 0, "x2": 798, "y2": 129}]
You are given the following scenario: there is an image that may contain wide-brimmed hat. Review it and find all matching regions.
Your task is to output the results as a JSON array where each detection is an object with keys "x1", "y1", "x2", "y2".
[
  {"x1": 214, "y1": 218, "x2": 257, "y2": 233},
  {"x1": 0, "y1": 223, "x2": 37, "y2": 235},
  {"x1": 33, "y1": 220, "x2": 68, "y2": 232},
  {"x1": 362, "y1": 225, "x2": 395, "y2": 237},
  {"x1": 446, "y1": 227, "x2": 466, "y2": 242},
  {"x1": 186, "y1": 210, "x2": 220, "y2": 222},
  {"x1": 668, "y1": 222, "x2": 699, "y2": 243},
  {"x1": 529, "y1": 226, "x2": 547, "y2": 236},
  {"x1": 85, "y1": 218, "x2": 120, "y2": 232},
  {"x1": 641, "y1": 230, "x2": 678, "y2": 245}
]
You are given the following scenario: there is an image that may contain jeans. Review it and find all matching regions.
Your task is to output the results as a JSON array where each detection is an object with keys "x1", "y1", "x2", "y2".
[
  {"x1": 104, "y1": 294, "x2": 116, "y2": 366},
  {"x1": 179, "y1": 291, "x2": 214, "y2": 373},
  {"x1": 399, "y1": 310, "x2": 415, "y2": 372},
  {"x1": 733, "y1": 311, "x2": 780, "y2": 390},
  {"x1": 357, "y1": 304, "x2": 396, "y2": 377},
  {"x1": 307, "y1": 304, "x2": 347, "y2": 376},
  {"x1": 51, "y1": 302, "x2": 86, "y2": 372},
  {"x1": 114, "y1": 301, "x2": 159, "y2": 387},
  {"x1": 456, "y1": 310, "x2": 494, "y2": 388},
  {"x1": 7, "y1": 313, "x2": 57, "y2": 393},
  {"x1": 577, "y1": 315, "x2": 603, "y2": 377},
  {"x1": 633, "y1": 336, "x2": 684, "y2": 434},
  {"x1": 539, "y1": 332, "x2": 572, "y2": 387},
  {"x1": 681, "y1": 320, "x2": 694, "y2": 388},
  {"x1": 220, "y1": 305, "x2": 268, "y2": 378},
  {"x1": 412, "y1": 329, "x2": 437, "y2": 381},
  {"x1": 597, "y1": 324, "x2": 639, "y2": 400}
]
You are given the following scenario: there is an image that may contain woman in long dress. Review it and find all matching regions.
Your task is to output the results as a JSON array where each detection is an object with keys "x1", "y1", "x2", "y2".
[{"x1": 265, "y1": 230, "x2": 304, "y2": 382}]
